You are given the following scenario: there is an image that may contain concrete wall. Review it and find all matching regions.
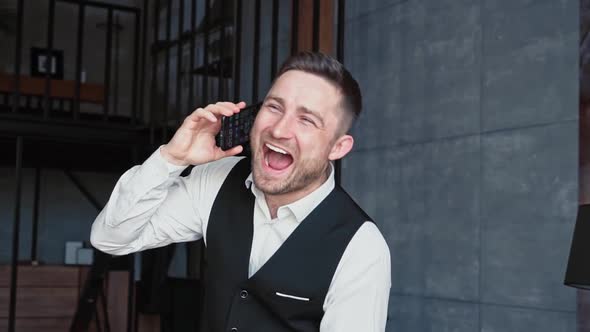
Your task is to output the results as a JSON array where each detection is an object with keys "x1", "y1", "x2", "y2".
[{"x1": 341, "y1": 0, "x2": 579, "y2": 331}]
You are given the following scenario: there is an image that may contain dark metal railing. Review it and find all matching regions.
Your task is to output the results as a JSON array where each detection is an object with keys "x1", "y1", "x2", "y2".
[
  {"x1": 162, "y1": 0, "x2": 171, "y2": 139},
  {"x1": 291, "y1": 0, "x2": 299, "y2": 55},
  {"x1": 8, "y1": 136, "x2": 24, "y2": 332},
  {"x1": 202, "y1": 0, "x2": 210, "y2": 105},
  {"x1": 312, "y1": 0, "x2": 320, "y2": 51},
  {"x1": 103, "y1": 8, "x2": 113, "y2": 119},
  {"x1": 43, "y1": 0, "x2": 55, "y2": 119},
  {"x1": 10, "y1": 0, "x2": 24, "y2": 116},
  {"x1": 73, "y1": 3, "x2": 85, "y2": 120},
  {"x1": 270, "y1": 0, "x2": 279, "y2": 79},
  {"x1": 233, "y1": 0, "x2": 242, "y2": 101},
  {"x1": 5, "y1": 1, "x2": 145, "y2": 332},
  {"x1": 3, "y1": 0, "x2": 142, "y2": 128},
  {"x1": 252, "y1": 0, "x2": 261, "y2": 103}
]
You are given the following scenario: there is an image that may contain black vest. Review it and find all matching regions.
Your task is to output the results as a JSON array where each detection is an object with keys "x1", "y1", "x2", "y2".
[{"x1": 201, "y1": 158, "x2": 371, "y2": 332}]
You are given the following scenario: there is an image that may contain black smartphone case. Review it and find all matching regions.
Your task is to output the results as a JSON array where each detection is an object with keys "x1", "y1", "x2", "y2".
[{"x1": 216, "y1": 104, "x2": 260, "y2": 153}]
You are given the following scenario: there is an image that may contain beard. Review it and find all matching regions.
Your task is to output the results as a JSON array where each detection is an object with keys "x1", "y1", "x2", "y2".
[{"x1": 250, "y1": 142, "x2": 331, "y2": 196}]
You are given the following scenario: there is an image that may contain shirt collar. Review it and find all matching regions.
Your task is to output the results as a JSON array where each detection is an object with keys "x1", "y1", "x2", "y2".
[{"x1": 244, "y1": 163, "x2": 335, "y2": 223}]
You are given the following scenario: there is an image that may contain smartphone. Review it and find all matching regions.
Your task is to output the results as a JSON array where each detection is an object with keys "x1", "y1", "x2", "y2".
[{"x1": 216, "y1": 103, "x2": 261, "y2": 152}]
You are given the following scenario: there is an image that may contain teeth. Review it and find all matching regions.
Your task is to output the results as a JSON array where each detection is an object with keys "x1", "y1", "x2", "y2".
[{"x1": 266, "y1": 143, "x2": 288, "y2": 155}]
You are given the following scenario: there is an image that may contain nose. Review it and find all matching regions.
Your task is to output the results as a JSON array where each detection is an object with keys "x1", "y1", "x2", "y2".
[{"x1": 270, "y1": 113, "x2": 294, "y2": 140}]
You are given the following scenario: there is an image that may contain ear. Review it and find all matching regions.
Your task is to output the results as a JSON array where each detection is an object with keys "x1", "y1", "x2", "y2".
[{"x1": 328, "y1": 134, "x2": 354, "y2": 161}]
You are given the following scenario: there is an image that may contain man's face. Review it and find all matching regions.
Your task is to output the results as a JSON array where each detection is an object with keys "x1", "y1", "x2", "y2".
[{"x1": 250, "y1": 70, "x2": 352, "y2": 197}]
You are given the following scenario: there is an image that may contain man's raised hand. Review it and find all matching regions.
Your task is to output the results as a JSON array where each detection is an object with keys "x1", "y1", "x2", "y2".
[{"x1": 161, "y1": 101, "x2": 246, "y2": 166}]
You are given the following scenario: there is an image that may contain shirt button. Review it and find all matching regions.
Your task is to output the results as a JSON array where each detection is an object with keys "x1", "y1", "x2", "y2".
[
  {"x1": 231, "y1": 328, "x2": 238, "y2": 332},
  {"x1": 240, "y1": 290, "x2": 248, "y2": 299}
]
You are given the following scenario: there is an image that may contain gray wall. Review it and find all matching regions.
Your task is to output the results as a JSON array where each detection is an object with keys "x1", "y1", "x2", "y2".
[{"x1": 341, "y1": 0, "x2": 579, "y2": 331}]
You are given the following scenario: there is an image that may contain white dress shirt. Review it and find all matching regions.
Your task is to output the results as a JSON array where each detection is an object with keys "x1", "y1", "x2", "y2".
[{"x1": 91, "y1": 147, "x2": 391, "y2": 332}]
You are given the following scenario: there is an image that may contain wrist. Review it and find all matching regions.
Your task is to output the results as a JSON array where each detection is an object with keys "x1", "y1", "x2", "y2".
[{"x1": 160, "y1": 145, "x2": 189, "y2": 166}]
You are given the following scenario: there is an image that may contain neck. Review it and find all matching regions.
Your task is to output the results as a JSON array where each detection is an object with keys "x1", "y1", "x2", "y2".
[{"x1": 264, "y1": 165, "x2": 331, "y2": 219}]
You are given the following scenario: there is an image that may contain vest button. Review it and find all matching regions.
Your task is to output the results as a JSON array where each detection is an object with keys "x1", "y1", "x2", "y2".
[
  {"x1": 240, "y1": 290, "x2": 248, "y2": 298},
  {"x1": 231, "y1": 328, "x2": 238, "y2": 332}
]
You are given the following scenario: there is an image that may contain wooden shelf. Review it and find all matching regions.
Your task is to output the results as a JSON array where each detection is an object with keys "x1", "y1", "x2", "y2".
[
  {"x1": 0, "y1": 265, "x2": 129, "y2": 332},
  {"x1": 0, "y1": 74, "x2": 105, "y2": 104}
]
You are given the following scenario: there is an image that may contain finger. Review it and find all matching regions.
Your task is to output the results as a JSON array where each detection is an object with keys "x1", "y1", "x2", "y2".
[
  {"x1": 192, "y1": 109, "x2": 217, "y2": 122},
  {"x1": 216, "y1": 101, "x2": 242, "y2": 112},
  {"x1": 206, "y1": 104, "x2": 238, "y2": 118},
  {"x1": 187, "y1": 107, "x2": 203, "y2": 118},
  {"x1": 187, "y1": 105, "x2": 231, "y2": 119},
  {"x1": 218, "y1": 145, "x2": 243, "y2": 158},
  {"x1": 186, "y1": 108, "x2": 218, "y2": 122},
  {"x1": 186, "y1": 108, "x2": 209, "y2": 122}
]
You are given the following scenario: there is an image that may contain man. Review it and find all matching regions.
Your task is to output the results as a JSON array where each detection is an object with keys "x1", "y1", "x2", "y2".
[{"x1": 91, "y1": 52, "x2": 391, "y2": 331}]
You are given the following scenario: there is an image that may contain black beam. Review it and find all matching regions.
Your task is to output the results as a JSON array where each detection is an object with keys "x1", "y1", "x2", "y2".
[
  {"x1": 64, "y1": 170, "x2": 104, "y2": 211},
  {"x1": 44, "y1": 0, "x2": 56, "y2": 119},
  {"x1": 312, "y1": 0, "x2": 320, "y2": 52},
  {"x1": 188, "y1": 0, "x2": 197, "y2": 114},
  {"x1": 8, "y1": 136, "x2": 24, "y2": 332},
  {"x1": 291, "y1": 0, "x2": 298, "y2": 55},
  {"x1": 57, "y1": 0, "x2": 139, "y2": 13},
  {"x1": 271, "y1": 0, "x2": 279, "y2": 80},
  {"x1": 202, "y1": 0, "x2": 210, "y2": 105},
  {"x1": 0, "y1": 116, "x2": 146, "y2": 145},
  {"x1": 10, "y1": 0, "x2": 24, "y2": 115},
  {"x1": 73, "y1": 3, "x2": 85, "y2": 121},
  {"x1": 149, "y1": 0, "x2": 160, "y2": 146},
  {"x1": 252, "y1": 0, "x2": 261, "y2": 102},
  {"x1": 139, "y1": 0, "x2": 148, "y2": 124},
  {"x1": 114, "y1": 14, "x2": 121, "y2": 116},
  {"x1": 0, "y1": 138, "x2": 145, "y2": 173},
  {"x1": 337, "y1": 0, "x2": 345, "y2": 62},
  {"x1": 335, "y1": 0, "x2": 345, "y2": 185},
  {"x1": 163, "y1": 0, "x2": 172, "y2": 140},
  {"x1": 103, "y1": 9, "x2": 114, "y2": 120},
  {"x1": 127, "y1": 253, "x2": 135, "y2": 332},
  {"x1": 176, "y1": 0, "x2": 184, "y2": 122},
  {"x1": 132, "y1": 12, "x2": 140, "y2": 125},
  {"x1": 233, "y1": 0, "x2": 242, "y2": 101},
  {"x1": 128, "y1": 145, "x2": 140, "y2": 332},
  {"x1": 7, "y1": 4, "x2": 24, "y2": 329},
  {"x1": 31, "y1": 167, "x2": 41, "y2": 262},
  {"x1": 218, "y1": 0, "x2": 226, "y2": 100}
]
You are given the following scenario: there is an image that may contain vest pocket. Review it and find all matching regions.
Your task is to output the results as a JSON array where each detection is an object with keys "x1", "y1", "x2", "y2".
[
  {"x1": 266, "y1": 289, "x2": 322, "y2": 324},
  {"x1": 268, "y1": 289, "x2": 317, "y2": 311},
  {"x1": 275, "y1": 291, "x2": 310, "y2": 302}
]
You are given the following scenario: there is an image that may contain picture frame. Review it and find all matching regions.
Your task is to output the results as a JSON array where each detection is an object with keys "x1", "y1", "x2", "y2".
[{"x1": 30, "y1": 47, "x2": 64, "y2": 79}]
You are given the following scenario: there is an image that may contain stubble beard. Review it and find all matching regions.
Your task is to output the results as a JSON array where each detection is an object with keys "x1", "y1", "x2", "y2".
[{"x1": 251, "y1": 148, "x2": 330, "y2": 196}]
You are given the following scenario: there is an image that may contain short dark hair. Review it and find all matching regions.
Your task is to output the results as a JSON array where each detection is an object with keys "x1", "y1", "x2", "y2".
[{"x1": 275, "y1": 52, "x2": 362, "y2": 133}]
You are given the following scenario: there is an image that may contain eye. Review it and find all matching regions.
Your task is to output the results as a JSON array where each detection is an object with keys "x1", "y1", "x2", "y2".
[
  {"x1": 301, "y1": 117, "x2": 316, "y2": 126},
  {"x1": 266, "y1": 103, "x2": 281, "y2": 113}
]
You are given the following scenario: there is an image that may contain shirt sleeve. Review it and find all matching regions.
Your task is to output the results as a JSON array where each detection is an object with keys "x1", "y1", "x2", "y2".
[
  {"x1": 320, "y1": 222, "x2": 392, "y2": 332},
  {"x1": 90, "y1": 146, "x2": 240, "y2": 255}
]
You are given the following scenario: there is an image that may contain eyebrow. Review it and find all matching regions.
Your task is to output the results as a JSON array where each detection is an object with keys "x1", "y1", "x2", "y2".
[
  {"x1": 298, "y1": 106, "x2": 325, "y2": 128},
  {"x1": 265, "y1": 95, "x2": 325, "y2": 128}
]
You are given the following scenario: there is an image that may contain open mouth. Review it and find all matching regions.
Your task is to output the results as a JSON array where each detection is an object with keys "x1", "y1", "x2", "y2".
[{"x1": 263, "y1": 143, "x2": 294, "y2": 172}]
